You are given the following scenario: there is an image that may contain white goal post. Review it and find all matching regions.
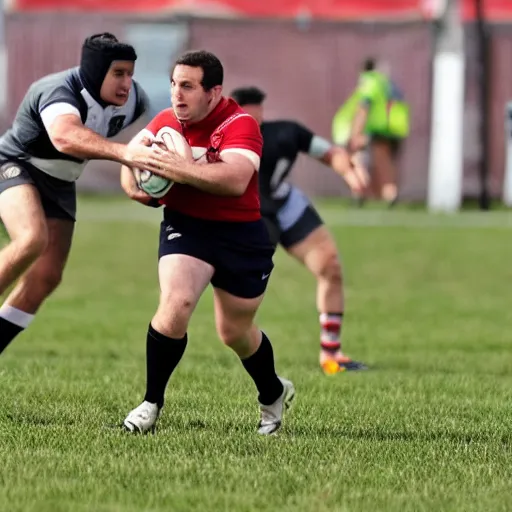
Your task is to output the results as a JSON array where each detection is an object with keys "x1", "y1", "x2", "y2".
[{"x1": 427, "y1": 0, "x2": 465, "y2": 213}]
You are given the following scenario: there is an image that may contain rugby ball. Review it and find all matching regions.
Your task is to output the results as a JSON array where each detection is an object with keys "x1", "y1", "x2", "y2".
[{"x1": 135, "y1": 127, "x2": 192, "y2": 198}]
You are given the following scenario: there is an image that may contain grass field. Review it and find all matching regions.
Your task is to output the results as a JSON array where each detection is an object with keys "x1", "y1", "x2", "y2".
[{"x1": 1, "y1": 196, "x2": 511, "y2": 512}]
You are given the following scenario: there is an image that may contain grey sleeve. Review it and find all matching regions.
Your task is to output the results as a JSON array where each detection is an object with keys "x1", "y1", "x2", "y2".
[{"x1": 38, "y1": 85, "x2": 82, "y2": 114}]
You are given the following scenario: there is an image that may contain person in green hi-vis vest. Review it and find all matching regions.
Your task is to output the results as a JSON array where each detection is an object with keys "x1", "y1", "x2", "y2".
[{"x1": 332, "y1": 57, "x2": 410, "y2": 206}]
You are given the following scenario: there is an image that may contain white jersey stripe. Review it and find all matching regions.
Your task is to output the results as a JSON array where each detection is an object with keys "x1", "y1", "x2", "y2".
[
  {"x1": 40, "y1": 102, "x2": 81, "y2": 131},
  {"x1": 221, "y1": 148, "x2": 260, "y2": 170}
]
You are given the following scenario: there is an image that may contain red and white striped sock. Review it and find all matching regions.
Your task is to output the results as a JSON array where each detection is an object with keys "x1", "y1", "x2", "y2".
[{"x1": 319, "y1": 312, "x2": 343, "y2": 352}]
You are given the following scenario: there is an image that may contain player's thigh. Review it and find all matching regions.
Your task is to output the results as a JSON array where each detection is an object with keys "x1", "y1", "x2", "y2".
[
  {"x1": 157, "y1": 211, "x2": 216, "y2": 311},
  {"x1": 0, "y1": 163, "x2": 48, "y2": 247},
  {"x1": 155, "y1": 240, "x2": 215, "y2": 335},
  {"x1": 286, "y1": 224, "x2": 341, "y2": 278},
  {"x1": 157, "y1": 254, "x2": 214, "y2": 331},
  {"x1": 159, "y1": 254, "x2": 214, "y2": 305},
  {"x1": 210, "y1": 219, "x2": 274, "y2": 335}
]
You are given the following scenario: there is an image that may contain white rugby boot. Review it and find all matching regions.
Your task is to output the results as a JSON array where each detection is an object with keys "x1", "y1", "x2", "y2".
[
  {"x1": 123, "y1": 401, "x2": 160, "y2": 433},
  {"x1": 257, "y1": 377, "x2": 295, "y2": 435}
]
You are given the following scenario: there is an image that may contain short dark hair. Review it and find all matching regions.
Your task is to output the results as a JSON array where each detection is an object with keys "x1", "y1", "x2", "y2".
[
  {"x1": 173, "y1": 50, "x2": 223, "y2": 91},
  {"x1": 363, "y1": 57, "x2": 376, "y2": 72},
  {"x1": 230, "y1": 86, "x2": 266, "y2": 106}
]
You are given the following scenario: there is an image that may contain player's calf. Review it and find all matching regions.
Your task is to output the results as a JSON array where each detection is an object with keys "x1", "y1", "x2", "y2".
[
  {"x1": 218, "y1": 318, "x2": 285, "y2": 405},
  {"x1": 216, "y1": 311, "x2": 259, "y2": 358},
  {"x1": 7, "y1": 259, "x2": 65, "y2": 313},
  {"x1": 213, "y1": 279, "x2": 292, "y2": 433},
  {"x1": 237, "y1": 328, "x2": 293, "y2": 432},
  {"x1": 0, "y1": 227, "x2": 48, "y2": 356},
  {"x1": 216, "y1": 304, "x2": 292, "y2": 428},
  {"x1": 122, "y1": 325, "x2": 188, "y2": 434},
  {"x1": 316, "y1": 249, "x2": 342, "y2": 293}
]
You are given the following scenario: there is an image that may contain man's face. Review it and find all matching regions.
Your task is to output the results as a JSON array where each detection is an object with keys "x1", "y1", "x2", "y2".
[
  {"x1": 100, "y1": 61, "x2": 134, "y2": 106},
  {"x1": 171, "y1": 65, "x2": 221, "y2": 123},
  {"x1": 241, "y1": 103, "x2": 264, "y2": 125}
]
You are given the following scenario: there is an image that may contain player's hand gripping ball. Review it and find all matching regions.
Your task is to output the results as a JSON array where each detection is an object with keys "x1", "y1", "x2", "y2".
[{"x1": 133, "y1": 127, "x2": 192, "y2": 198}]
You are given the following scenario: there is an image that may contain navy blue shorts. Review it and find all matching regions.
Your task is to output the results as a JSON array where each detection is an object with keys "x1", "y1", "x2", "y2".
[{"x1": 159, "y1": 209, "x2": 275, "y2": 299}]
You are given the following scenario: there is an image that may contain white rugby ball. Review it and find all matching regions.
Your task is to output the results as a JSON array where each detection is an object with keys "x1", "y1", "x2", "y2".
[{"x1": 135, "y1": 127, "x2": 192, "y2": 198}]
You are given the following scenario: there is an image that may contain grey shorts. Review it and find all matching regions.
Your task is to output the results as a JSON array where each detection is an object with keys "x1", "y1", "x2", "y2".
[
  {"x1": 263, "y1": 186, "x2": 323, "y2": 249},
  {"x1": 0, "y1": 160, "x2": 76, "y2": 221}
]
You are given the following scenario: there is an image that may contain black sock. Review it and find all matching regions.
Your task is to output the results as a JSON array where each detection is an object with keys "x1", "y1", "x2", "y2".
[
  {"x1": 0, "y1": 317, "x2": 24, "y2": 355},
  {"x1": 143, "y1": 324, "x2": 187, "y2": 409},
  {"x1": 241, "y1": 332, "x2": 284, "y2": 406}
]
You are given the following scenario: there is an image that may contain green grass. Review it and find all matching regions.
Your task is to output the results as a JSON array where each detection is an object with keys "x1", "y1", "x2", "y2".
[{"x1": 1, "y1": 196, "x2": 512, "y2": 512}]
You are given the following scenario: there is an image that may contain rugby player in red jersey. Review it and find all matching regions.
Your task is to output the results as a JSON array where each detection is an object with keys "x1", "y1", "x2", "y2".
[{"x1": 120, "y1": 51, "x2": 294, "y2": 435}]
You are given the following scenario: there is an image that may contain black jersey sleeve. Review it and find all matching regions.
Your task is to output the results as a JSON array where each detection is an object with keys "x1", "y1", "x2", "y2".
[{"x1": 294, "y1": 122, "x2": 315, "y2": 154}]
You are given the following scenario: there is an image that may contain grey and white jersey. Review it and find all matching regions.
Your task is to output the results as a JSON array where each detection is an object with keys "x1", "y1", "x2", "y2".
[{"x1": 0, "y1": 67, "x2": 148, "y2": 182}]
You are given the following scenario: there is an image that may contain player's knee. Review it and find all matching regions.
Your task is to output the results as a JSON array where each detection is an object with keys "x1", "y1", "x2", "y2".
[
  {"x1": 13, "y1": 227, "x2": 48, "y2": 264},
  {"x1": 155, "y1": 294, "x2": 195, "y2": 336},
  {"x1": 319, "y1": 251, "x2": 342, "y2": 284}
]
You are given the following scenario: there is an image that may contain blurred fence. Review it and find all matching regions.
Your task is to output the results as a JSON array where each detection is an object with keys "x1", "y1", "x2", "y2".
[{"x1": 1, "y1": 11, "x2": 512, "y2": 201}]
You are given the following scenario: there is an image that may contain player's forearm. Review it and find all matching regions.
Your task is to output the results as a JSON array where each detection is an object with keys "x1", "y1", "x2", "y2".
[
  {"x1": 170, "y1": 161, "x2": 252, "y2": 196},
  {"x1": 52, "y1": 125, "x2": 127, "y2": 163},
  {"x1": 321, "y1": 147, "x2": 351, "y2": 177}
]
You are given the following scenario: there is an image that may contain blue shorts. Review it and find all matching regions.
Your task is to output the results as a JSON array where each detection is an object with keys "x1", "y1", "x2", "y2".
[{"x1": 159, "y1": 209, "x2": 275, "y2": 299}]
